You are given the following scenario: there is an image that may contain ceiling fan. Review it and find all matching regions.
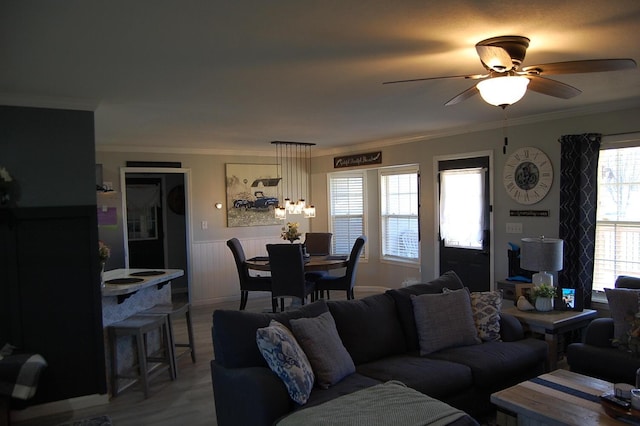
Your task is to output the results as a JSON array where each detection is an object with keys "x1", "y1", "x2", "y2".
[{"x1": 383, "y1": 36, "x2": 637, "y2": 108}]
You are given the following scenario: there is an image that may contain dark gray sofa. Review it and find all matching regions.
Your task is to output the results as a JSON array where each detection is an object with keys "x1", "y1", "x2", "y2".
[
  {"x1": 567, "y1": 275, "x2": 640, "y2": 384},
  {"x1": 210, "y1": 271, "x2": 548, "y2": 426}
]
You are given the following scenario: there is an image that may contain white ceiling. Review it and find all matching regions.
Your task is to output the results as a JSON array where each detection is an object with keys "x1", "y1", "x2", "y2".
[{"x1": 2, "y1": 0, "x2": 640, "y2": 155}]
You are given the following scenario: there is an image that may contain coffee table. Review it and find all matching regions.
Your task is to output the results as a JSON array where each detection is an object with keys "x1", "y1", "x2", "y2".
[
  {"x1": 502, "y1": 307, "x2": 597, "y2": 370},
  {"x1": 491, "y1": 369, "x2": 627, "y2": 425}
]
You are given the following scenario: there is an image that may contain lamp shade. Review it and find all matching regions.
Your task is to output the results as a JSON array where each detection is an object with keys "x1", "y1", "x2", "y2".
[
  {"x1": 476, "y1": 76, "x2": 530, "y2": 107},
  {"x1": 520, "y1": 237, "x2": 563, "y2": 272}
]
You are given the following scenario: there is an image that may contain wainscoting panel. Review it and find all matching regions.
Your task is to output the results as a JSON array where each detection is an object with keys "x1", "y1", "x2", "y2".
[{"x1": 190, "y1": 236, "x2": 281, "y2": 306}]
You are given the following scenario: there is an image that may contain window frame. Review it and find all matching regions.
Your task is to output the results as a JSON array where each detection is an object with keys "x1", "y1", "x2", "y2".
[
  {"x1": 592, "y1": 135, "x2": 640, "y2": 304},
  {"x1": 379, "y1": 165, "x2": 420, "y2": 265},
  {"x1": 327, "y1": 170, "x2": 368, "y2": 258}
]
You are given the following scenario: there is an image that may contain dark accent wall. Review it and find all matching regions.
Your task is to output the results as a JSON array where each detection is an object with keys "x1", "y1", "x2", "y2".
[{"x1": 0, "y1": 105, "x2": 106, "y2": 403}]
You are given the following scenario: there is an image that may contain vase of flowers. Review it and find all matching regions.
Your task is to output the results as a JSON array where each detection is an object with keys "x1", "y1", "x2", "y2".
[
  {"x1": 532, "y1": 283, "x2": 556, "y2": 312},
  {"x1": 281, "y1": 222, "x2": 301, "y2": 243},
  {"x1": 98, "y1": 240, "x2": 111, "y2": 287}
]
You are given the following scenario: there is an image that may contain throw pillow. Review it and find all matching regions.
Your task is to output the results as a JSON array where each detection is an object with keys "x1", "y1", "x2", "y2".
[
  {"x1": 411, "y1": 289, "x2": 481, "y2": 355},
  {"x1": 470, "y1": 291, "x2": 502, "y2": 342},
  {"x1": 256, "y1": 320, "x2": 314, "y2": 404},
  {"x1": 605, "y1": 288, "x2": 640, "y2": 345},
  {"x1": 290, "y1": 311, "x2": 355, "y2": 389}
]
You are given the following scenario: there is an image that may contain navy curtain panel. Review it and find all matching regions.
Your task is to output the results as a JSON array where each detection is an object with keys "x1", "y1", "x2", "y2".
[{"x1": 558, "y1": 133, "x2": 601, "y2": 309}]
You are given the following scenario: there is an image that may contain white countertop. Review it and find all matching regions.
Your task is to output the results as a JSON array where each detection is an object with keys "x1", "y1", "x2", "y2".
[{"x1": 101, "y1": 268, "x2": 184, "y2": 298}]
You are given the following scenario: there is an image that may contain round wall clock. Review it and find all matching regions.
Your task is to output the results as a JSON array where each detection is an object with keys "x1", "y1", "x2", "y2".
[{"x1": 503, "y1": 147, "x2": 553, "y2": 205}]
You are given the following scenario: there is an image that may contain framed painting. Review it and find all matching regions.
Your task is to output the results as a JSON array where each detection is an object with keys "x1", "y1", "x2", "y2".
[
  {"x1": 226, "y1": 164, "x2": 282, "y2": 227},
  {"x1": 515, "y1": 283, "x2": 535, "y2": 303}
]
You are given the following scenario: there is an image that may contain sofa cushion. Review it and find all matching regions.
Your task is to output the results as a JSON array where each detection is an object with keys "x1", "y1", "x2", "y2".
[
  {"x1": 605, "y1": 288, "x2": 640, "y2": 344},
  {"x1": 212, "y1": 300, "x2": 329, "y2": 368},
  {"x1": 428, "y1": 339, "x2": 548, "y2": 389},
  {"x1": 300, "y1": 373, "x2": 381, "y2": 410},
  {"x1": 387, "y1": 271, "x2": 465, "y2": 351},
  {"x1": 256, "y1": 320, "x2": 315, "y2": 404},
  {"x1": 356, "y1": 354, "x2": 473, "y2": 399},
  {"x1": 327, "y1": 293, "x2": 407, "y2": 364},
  {"x1": 470, "y1": 291, "x2": 502, "y2": 342},
  {"x1": 290, "y1": 311, "x2": 355, "y2": 389},
  {"x1": 412, "y1": 289, "x2": 480, "y2": 355}
]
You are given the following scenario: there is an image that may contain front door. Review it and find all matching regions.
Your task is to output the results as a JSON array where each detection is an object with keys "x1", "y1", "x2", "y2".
[{"x1": 438, "y1": 156, "x2": 491, "y2": 291}]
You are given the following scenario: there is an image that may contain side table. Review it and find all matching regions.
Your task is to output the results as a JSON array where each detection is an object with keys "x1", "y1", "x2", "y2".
[{"x1": 501, "y1": 306, "x2": 597, "y2": 371}]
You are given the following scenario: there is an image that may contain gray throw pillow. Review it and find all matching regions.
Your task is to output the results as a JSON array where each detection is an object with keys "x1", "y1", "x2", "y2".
[
  {"x1": 605, "y1": 288, "x2": 640, "y2": 344},
  {"x1": 411, "y1": 289, "x2": 481, "y2": 355},
  {"x1": 290, "y1": 311, "x2": 355, "y2": 389}
]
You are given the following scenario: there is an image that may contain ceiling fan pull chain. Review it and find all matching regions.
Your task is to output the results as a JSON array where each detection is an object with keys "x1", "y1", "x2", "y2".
[{"x1": 502, "y1": 109, "x2": 509, "y2": 154}]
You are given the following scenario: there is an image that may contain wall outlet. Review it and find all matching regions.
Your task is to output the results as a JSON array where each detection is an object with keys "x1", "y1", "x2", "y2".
[
  {"x1": 201, "y1": 221, "x2": 208, "y2": 230},
  {"x1": 506, "y1": 222, "x2": 523, "y2": 234}
]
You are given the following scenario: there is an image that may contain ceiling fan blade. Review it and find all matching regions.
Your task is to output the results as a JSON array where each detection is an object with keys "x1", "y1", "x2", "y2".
[
  {"x1": 522, "y1": 58, "x2": 637, "y2": 75},
  {"x1": 476, "y1": 45, "x2": 514, "y2": 72},
  {"x1": 445, "y1": 85, "x2": 478, "y2": 106},
  {"x1": 382, "y1": 74, "x2": 485, "y2": 85},
  {"x1": 526, "y1": 75, "x2": 581, "y2": 99}
]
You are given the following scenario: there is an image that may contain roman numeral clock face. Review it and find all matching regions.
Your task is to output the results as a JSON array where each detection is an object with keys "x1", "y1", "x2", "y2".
[{"x1": 503, "y1": 147, "x2": 553, "y2": 205}]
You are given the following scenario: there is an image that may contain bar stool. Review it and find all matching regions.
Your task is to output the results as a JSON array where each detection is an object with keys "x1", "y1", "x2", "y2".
[
  {"x1": 108, "y1": 314, "x2": 176, "y2": 398},
  {"x1": 139, "y1": 302, "x2": 196, "y2": 376}
]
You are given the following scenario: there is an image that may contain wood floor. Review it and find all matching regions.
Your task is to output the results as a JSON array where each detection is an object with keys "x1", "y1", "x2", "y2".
[{"x1": 14, "y1": 292, "x2": 360, "y2": 426}]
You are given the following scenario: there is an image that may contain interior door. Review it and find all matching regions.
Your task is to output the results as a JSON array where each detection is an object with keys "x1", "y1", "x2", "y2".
[
  {"x1": 126, "y1": 177, "x2": 165, "y2": 269},
  {"x1": 438, "y1": 156, "x2": 491, "y2": 291}
]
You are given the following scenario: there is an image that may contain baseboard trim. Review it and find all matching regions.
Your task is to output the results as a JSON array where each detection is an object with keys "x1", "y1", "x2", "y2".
[{"x1": 10, "y1": 393, "x2": 109, "y2": 422}]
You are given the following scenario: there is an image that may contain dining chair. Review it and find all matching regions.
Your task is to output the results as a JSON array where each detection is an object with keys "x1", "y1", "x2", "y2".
[
  {"x1": 303, "y1": 232, "x2": 332, "y2": 255},
  {"x1": 315, "y1": 235, "x2": 366, "y2": 300},
  {"x1": 226, "y1": 238, "x2": 276, "y2": 312},
  {"x1": 266, "y1": 243, "x2": 317, "y2": 312}
]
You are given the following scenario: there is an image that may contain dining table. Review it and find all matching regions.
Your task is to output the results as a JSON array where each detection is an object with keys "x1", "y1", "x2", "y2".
[{"x1": 245, "y1": 254, "x2": 348, "y2": 273}]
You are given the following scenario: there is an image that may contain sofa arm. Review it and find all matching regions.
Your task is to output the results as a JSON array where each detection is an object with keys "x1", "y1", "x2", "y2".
[
  {"x1": 583, "y1": 318, "x2": 615, "y2": 348},
  {"x1": 499, "y1": 313, "x2": 525, "y2": 342},
  {"x1": 211, "y1": 361, "x2": 292, "y2": 426}
]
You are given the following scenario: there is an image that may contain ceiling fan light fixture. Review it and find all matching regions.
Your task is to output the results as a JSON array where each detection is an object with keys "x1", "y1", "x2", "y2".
[{"x1": 476, "y1": 76, "x2": 530, "y2": 107}]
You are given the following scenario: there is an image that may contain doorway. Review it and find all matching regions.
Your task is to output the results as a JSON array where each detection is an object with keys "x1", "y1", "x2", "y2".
[
  {"x1": 121, "y1": 167, "x2": 192, "y2": 302},
  {"x1": 436, "y1": 154, "x2": 493, "y2": 291}
]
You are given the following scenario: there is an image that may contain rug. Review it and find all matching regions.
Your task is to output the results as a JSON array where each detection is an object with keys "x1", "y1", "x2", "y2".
[{"x1": 57, "y1": 415, "x2": 112, "y2": 426}]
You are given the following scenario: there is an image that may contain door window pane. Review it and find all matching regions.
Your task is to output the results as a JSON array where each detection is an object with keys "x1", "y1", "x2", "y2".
[{"x1": 439, "y1": 168, "x2": 484, "y2": 249}]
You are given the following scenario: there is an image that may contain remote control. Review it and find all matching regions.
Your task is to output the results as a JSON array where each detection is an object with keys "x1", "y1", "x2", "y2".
[{"x1": 601, "y1": 393, "x2": 631, "y2": 409}]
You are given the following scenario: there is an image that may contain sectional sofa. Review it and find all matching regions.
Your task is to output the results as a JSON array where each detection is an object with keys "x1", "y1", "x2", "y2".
[{"x1": 210, "y1": 271, "x2": 548, "y2": 425}]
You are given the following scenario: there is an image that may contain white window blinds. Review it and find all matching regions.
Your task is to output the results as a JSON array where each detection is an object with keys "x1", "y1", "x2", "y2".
[
  {"x1": 329, "y1": 172, "x2": 365, "y2": 255},
  {"x1": 593, "y1": 145, "x2": 640, "y2": 292},
  {"x1": 380, "y1": 167, "x2": 419, "y2": 261}
]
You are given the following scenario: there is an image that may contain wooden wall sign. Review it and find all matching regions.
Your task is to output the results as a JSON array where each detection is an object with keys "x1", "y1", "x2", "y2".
[
  {"x1": 334, "y1": 151, "x2": 382, "y2": 168},
  {"x1": 509, "y1": 210, "x2": 550, "y2": 217}
]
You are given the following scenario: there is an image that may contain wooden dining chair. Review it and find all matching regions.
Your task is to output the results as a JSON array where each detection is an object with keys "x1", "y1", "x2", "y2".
[
  {"x1": 315, "y1": 235, "x2": 366, "y2": 300},
  {"x1": 227, "y1": 238, "x2": 276, "y2": 312},
  {"x1": 266, "y1": 243, "x2": 317, "y2": 312},
  {"x1": 303, "y1": 232, "x2": 332, "y2": 255}
]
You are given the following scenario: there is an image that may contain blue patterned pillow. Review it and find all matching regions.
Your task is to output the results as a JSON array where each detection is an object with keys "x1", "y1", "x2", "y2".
[{"x1": 256, "y1": 320, "x2": 314, "y2": 404}]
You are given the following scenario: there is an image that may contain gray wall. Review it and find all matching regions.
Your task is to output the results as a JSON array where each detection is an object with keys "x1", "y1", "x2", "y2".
[{"x1": 96, "y1": 105, "x2": 640, "y2": 297}]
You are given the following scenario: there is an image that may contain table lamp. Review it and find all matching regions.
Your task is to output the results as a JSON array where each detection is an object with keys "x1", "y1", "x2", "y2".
[{"x1": 520, "y1": 236, "x2": 563, "y2": 286}]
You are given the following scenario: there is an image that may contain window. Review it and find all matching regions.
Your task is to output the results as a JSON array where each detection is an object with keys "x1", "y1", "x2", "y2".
[
  {"x1": 328, "y1": 171, "x2": 366, "y2": 255},
  {"x1": 380, "y1": 166, "x2": 419, "y2": 262},
  {"x1": 439, "y1": 167, "x2": 485, "y2": 249},
  {"x1": 593, "y1": 145, "x2": 640, "y2": 293}
]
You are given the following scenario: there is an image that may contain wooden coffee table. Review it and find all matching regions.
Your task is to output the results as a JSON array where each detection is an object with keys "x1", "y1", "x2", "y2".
[{"x1": 491, "y1": 369, "x2": 628, "y2": 425}]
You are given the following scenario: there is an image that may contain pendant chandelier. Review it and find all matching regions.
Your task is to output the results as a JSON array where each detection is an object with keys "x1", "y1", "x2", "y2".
[{"x1": 272, "y1": 141, "x2": 316, "y2": 220}]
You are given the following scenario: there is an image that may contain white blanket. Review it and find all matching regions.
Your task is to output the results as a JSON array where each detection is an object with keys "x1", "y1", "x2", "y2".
[{"x1": 277, "y1": 380, "x2": 468, "y2": 426}]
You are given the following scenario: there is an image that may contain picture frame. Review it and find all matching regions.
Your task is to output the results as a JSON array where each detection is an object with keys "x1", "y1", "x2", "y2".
[
  {"x1": 225, "y1": 163, "x2": 282, "y2": 227},
  {"x1": 554, "y1": 285, "x2": 583, "y2": 311},
  {"x1": 515, "y1": 283, "x2": 535, "y2": 303}
]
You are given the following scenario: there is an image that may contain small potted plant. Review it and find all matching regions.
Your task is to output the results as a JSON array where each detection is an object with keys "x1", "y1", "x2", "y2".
[{"x1": 531, "y1": 283, "x2": 556, "y2": 312}]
